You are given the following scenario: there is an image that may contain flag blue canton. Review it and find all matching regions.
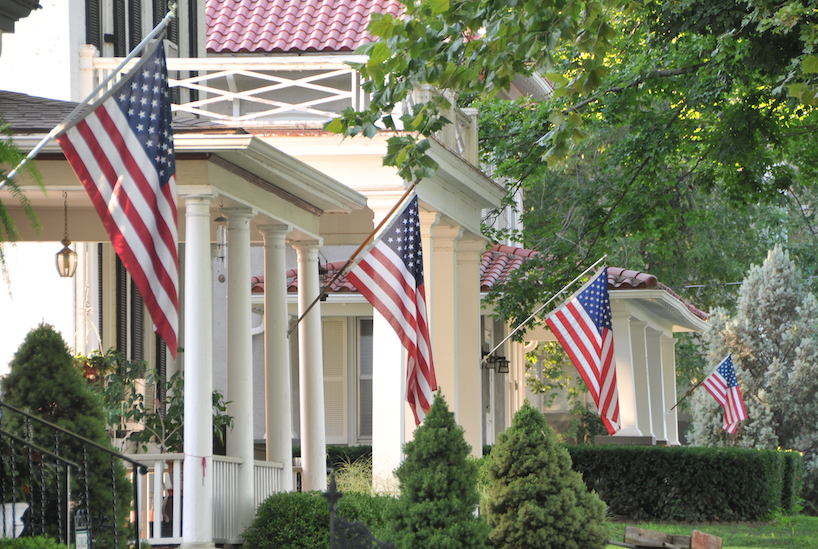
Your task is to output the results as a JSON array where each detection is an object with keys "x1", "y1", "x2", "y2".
[
  {"x1": 576, "y1": 268, "x2": 612, "y2": 330},
  {"x1": 719, "y1": 356, "x2": 739, "y2": 388},
  {"x1": 114, "y1": 42, "x2": 175, "y2": 187},
  {"x1": 383, "y1": 196, "x2": 423, "y2": 284}
]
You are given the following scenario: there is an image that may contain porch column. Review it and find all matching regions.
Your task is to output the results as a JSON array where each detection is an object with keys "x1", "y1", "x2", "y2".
[
  {"x1": 180, "y1": 192, "x2": 216, "y2": 549},
  {"x1": 609, "y1": 301, "x2": 642, "y2": 438},
  {"x1": 646, "y1": 328, "x2": 667, "y2": 444},
  {"x1": 431, "y1": 224, "x2": 463, "y2": 415},
  {"x1": 415, "y1": 212, "x2": 440, "y2": 441},
  {"x1": 293, "y1": 240, "x2": 327, "y2": 492},
  {"x1": 456, "y1": 238, "x2": 484, "y2": 457},
  {"x1": 662, "y1": 335, "x2": 681, "y2": 445},
  {"x1": 224, "y1": 207, "x2": 256, "y2": 530},
  {"x1": 259, "y1": 224, "x2": 294, "y2": 488},
  {"x1": 629, "y1": 320, "x2": 653, "y2": 437}
]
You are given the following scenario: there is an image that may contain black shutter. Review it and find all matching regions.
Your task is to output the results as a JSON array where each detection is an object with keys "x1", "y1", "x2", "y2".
[
  {"x1": 168, "y1": 0, "x2": 179, "y2": 45},
  {"x1": 86, "y1": 0, "x2": 102, "y2": 51},
  {"x1": 129, "y1": 0, "x2": 142, "y2": 53},
  {"x1": 153, "y1": 0, "x2": 165, "y2": 27},
  {"x1": 131, "y1": 280, "x2": 144, "y2": 363},
  {"x1": 113, "y1": 0, "x2": 127, "y2": 56},
  {"x1": 156, "y1": 334, "x2": 167, "y2": 406},
  {"x1": 98, "y1": 244, "x2": 104, "y2": 344},
  {"x1": 116, "y1": 255, "x2": 128, "y2": 356},
  {"x1": 188, "y1": 0, "x2": 198, "y2": 103}
]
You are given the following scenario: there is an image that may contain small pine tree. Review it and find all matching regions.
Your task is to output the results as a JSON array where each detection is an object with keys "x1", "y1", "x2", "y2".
[
  {"x1": 384, "y1": 392, "x2": 489, "y2": 549},
  {"x1": 2, "y1": 324, "x2": 131, "y2": 547},
  {"x1": 485, "y1": 401, "x2": 608, "y2": 549}
]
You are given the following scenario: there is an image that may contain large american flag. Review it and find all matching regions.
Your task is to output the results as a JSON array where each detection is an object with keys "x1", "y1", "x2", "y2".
[
  {"x1": 546, "y1": 268, "x2": 620, "y2": 434},
  {"x1": 347, "y1": 196, "x2": 436, "y2": 424},
  {"x1": 57, "y1": 37, "x2": 179, "y2": 358},
  {"x1": 702, "y1": 355, "x2": 747, "y2": 434}
]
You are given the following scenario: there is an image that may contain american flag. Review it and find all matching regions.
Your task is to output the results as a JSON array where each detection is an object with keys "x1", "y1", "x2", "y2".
[
  {"x1": 546, "y1": 268, "x2": 620, "y2": 435},
  {"x1": 346, "y1": 196, "x2": 436, "y2": 424},
  {"x1": 57, "y1": 37, "x2": 179, "y2": 358},
  {"x1": 702, "y1": 355, "x2": 747, "y2": 434}
]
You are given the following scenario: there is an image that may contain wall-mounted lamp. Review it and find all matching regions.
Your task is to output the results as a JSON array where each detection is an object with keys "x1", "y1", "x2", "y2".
[
  {"x1": 214, "y1": 205, "x2": 227, "y2": 266},
  {"x1": 55, "y1": 191, "x2": 78, "y2": 278},
  {"x1": 482, "y1": 350, "x2": 510, "y2": 374}
]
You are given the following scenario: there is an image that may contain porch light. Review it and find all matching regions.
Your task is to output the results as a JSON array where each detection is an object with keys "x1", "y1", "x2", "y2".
[
  {"x1": 55, "y1": 191, "x2": 78, "y2": 278},
  {"x1": 215, "y1": 209, "x2": 227, "y2": 266},
  {"x1": 482, "y1": 350, "x2": 510, "y2": 374}
]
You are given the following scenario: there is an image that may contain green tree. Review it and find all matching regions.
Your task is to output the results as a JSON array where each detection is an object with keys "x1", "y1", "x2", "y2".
[
  {"x1": 0, "y1": 116, "x2": 43, "y2": 291},
  {"x1": 485, "y1": 401, "x2": 608, "y2": 549},
  {"x1": 384, "y1": 392, "x2": 489, "y2": 549},
  {"x1": 689, "y1": 246, "x2": 818, "y2": 512},
  {"x1": 2, "y1": 324, "x2": 131, "y2": 547}
]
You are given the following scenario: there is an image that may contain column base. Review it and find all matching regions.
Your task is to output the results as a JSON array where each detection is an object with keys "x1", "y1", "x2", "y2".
[
  {"x1": 180, "y1": 542, "x2": 217, "y2": 549},
  {"x1": 595, "y1": 434, "x2": 656, "y2": 446}
]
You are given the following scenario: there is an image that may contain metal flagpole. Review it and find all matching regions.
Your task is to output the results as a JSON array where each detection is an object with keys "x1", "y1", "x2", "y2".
[
  {"x1": 482, "y1": 254, "x2": 608, "y2": 365},
  {"x1": 0, "y1": 4, "x2": 177, "y2": 192},
  {"x1": 288, "y1": 181, "x2": 418, "y2": 336}
]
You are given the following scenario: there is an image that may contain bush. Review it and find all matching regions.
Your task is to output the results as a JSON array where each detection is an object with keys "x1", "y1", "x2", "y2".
[
  {"x1": 384, "y1": 392, "x2": 489, "y2": 549},
  {"x1": 485, "y1": 402, "x2": 607, "y2": 549},
  {"x1": 242, "y1": 490, "x2": 395, "y2": 549},
  {"x1": 0, "y1": 538, "x2": 64, "y2": 549},
  {"x1": 782, "y1": 451, "x2": 805, "y2": 514},
  {"x1": 568, "y1": 445, "x2": 790, "y2": 521}
]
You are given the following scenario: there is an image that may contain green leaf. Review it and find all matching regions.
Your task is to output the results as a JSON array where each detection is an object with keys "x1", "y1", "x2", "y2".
[
  {"x1": 428, "y1": 0, "x2": 450, "y2": 14},
  {"x1": 802, "y1": 55, "x2": 818, "y2": 74},
  {"x1": 324, "y1": 117, "x2": 345, "y2": 134}
]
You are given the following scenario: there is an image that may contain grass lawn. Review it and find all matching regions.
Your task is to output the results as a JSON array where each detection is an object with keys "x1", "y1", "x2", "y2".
[{"x1": 606, "y1": 516, "x2": 818, "y2": 549}]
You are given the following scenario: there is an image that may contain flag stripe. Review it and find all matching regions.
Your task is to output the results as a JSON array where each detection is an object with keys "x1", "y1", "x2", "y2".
[{"x1": 703, "y1": 355, "x2": 747, "y2": 434}]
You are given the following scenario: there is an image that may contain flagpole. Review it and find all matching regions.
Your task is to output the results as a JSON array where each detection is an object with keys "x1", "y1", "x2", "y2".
[
  {"x1": 287, "y1": 181, "x2": 418, "y2": 336},
  {"x1": 666, "y1": 354, "x2": 730, "y2": 413},
  {"x1": 0, "y1": 4, "x2": 177, "y2": 192},
  {"x1": 482, "y1": 254, "x2": 607, "y2": 364}
]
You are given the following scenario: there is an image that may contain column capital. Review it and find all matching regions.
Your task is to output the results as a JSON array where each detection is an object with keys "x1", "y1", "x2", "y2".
[
  {"x1": 418, "y1": 211, "x2": 442, "y2": 230},
  {"x1": 661, "y1": 334, "x2": 677, "y2": 346},
  {"x1": 291, "y1": 239, "x2": 323, "y2": 252},
  {"x1": 178, "y1": 186, "x2": 217, "y2": 201},
  {"x1": 222, "y1": 206, "x2": 257, "y2": 221},
  {"x1": 432, "y1": 224, "x2": 464, "y2": 244},
  {"x1": 258, "y1": 224, "x2": 293, "y2": 239},
  {"x1": 456, "y1": 238, "x2": 487, "y2": 261},
  {"x1": 630, "y1": 319, "x2": 648, "y2": 330}
]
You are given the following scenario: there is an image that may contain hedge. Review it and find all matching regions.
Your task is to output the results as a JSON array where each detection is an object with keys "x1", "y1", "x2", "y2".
[{"x1": 567, "y1": 445, "x2": 797, "y2": 522}]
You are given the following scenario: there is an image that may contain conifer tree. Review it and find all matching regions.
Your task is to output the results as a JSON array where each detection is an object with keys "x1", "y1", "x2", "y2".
[
  {"x1": 2, "y1": 324, "x2": 131, "y2": 547},
  {"x1": 384, "y1": 391, "x2": 489, "y2": 549},
  {"x1": 485, "y1": 401, "x2": 608, "y2": 549}
]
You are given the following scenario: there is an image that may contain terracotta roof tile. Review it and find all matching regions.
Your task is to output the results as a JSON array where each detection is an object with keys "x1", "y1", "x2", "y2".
[
  {"x1": 249, "y1": 244, "x2": 708, "y2": 321},
  {"x1": 206, "y1": 0, "x2": 404, "y2": 54}
]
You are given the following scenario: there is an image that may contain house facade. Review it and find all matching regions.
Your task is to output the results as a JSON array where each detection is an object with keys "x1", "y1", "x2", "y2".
[{"x1": 0, "y1": 1, "x2": 709, "y2": 547}]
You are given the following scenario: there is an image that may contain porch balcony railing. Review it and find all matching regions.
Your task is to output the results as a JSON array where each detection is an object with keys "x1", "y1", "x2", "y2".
[
  {"x1": 132, "y1": 453, "x2": 284, "y2": 545},
  {"x1": 80, "y1": 49, "x2": 479, "y2": 165}
]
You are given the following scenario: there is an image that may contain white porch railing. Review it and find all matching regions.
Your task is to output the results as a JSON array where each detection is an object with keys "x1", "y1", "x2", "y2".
[
  {"x1": 80, "y1": 49, "x2": 479, "y2": 166},
  {"x1": 131, "y1": 453, "x2": 283, "y2": 545}
]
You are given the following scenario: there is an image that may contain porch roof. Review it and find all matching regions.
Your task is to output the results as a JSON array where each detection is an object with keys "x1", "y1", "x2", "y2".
[{"x1": 250, "y1": 243, "x2": 709, "y2": 324}]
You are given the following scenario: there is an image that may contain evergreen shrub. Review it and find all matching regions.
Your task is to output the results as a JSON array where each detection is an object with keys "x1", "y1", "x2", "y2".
[
  {"x1": 568, "y1": 445, "x2": 791, "y2": 521},
  {"x1": 0, "y1": 538, "x2": 65, "y2": 549},
  {"x1": 782, "y1": 451, "x2": 805, "y2": 514},
  {"x1": 242, "y1": 490, "x2": 395, "y2": 549},
  {"x1": 384, "y1": 392, "x2": 489, "y2": 549},
  {"x1": 485, "y1": 402, "x2": 607, "y2": 549}
]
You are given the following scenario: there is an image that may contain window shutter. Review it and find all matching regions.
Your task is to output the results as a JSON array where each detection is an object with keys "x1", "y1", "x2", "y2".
[
  {"x1": 131, "y1": 279, "x2": 144, "y2": 363},
  {"x1": 187, "y1": 0, "x2": 198, "y2": 103},
  {"x1": 86, "y1": 0, "x2": 102, "y2": 51},
  {"x1": 97, "y1": 244, "x2": 104, "y2": 344},
  {"x1": 152, "y1": 0, "x2": 164, "y2": 27},
  {"x1": 113, "y1": 0, "x2": 126, "y2": 57},
  {"x1": 323, "y1": 319, "x2": 348, "y2": 444},
  {"x1": 358, "y1": 319, "x2": 373, "y2": 439},
  {"x1": 116, "y1": 256, "x2": 128, "y2": 356},
  {"x1": 129, "y1": 0, "x2": 142, "y2": 53}
]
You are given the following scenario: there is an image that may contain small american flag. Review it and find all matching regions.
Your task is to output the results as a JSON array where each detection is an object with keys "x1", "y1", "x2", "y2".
[
  {"x1": 347, "y1": 195, "x2": 436, "y2": 424},
  {"x1": 702, "y1": 355, "x2": 747, "y2": 434},
  {"x1": 546, "y1": 268, "x2": 620, "y2": 434},
  {"x1": 57, "y1": 37, "x2": 179, "y2": 358}
]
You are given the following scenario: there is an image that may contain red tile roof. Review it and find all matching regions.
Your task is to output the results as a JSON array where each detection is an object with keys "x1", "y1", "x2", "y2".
[
  {"x1": 206, "y1": 0, "x2": 403, "y2": 53},
  {"x1": 250, "y1": 244, "x2": 709, "y2": 320}
]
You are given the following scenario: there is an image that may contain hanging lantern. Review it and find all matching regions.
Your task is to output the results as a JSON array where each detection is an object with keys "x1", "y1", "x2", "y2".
[{"x1": 55, "y1": 191, "x2": 78, "y2": 278}]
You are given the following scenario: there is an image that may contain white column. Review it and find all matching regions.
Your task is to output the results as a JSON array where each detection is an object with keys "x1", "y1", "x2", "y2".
[
  {"x1": 180, "y1": 192, "x2": 216, "y2": 549},
  {"x1": 662, "y1": 335, "x2": 680, "y2": 445},
  {"x1": 630, "y1": 320, "x2": 653, "y2": 437},
  {"x1": 456, "y1": 238, "x2": 484, "y2": 457},
  {"x1": 293, "y1": 240, "x2": 327, "y2": 492},
  {"x1": 610, "y1": 302, "x2": 642, "y2": 437},
  {"x1": 224, "y1": 207, "x2": 256, "y2": 530},
  {"x1": 430, "y1": 224, "x2": 463, "y2": 415},
  {"x1": 259, "y1": 224, "x2": 294, "y2": 488},
  {"x1": 646, "y1": 328, "x2": 667, "y2": 444}
]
